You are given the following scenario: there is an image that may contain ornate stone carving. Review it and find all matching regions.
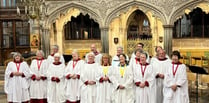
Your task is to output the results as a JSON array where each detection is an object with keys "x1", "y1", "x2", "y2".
[
  {"x1": 142, "y1": 0, "x2": 189, "y2": 17},
  {"x1": 79, "y1": 0, "x2": 124, "y2": 17}
]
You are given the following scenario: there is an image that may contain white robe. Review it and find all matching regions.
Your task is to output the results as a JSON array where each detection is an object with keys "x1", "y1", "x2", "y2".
[
  {"x1": 150, "y1": 58, "x2": 171, "y2": 103},
  {"x1": 110, "y1": 65, "x2": 134, "y2": 103},
  {"x1": 96, "y1": 66, "x2": 113, "y2": 103},
  {"x1": 131, "y1": 51, "x2": 150, "y2": 63},
  {"x1": 80, "y1": 63, "x2": 100, "y2": 103},
  {"x1": 29, "y1": 59, "x2": 48, "y2": 99},
  {"x1": 46, "y1": 63, "x2": 66, "y2": 103},
  {"x1": 111, "y1": 55, "x2": 129, "y2": 67},
  {"x1": 133, "y1": 63, "x2": 155, "y2": 103},
  {"x1": 163, "y1": 63, "x2": 189, "y2": 103},
  {"x1": 129, "y1": 57, "x2": 140, "y2": 71},
  {"x1": 85, "y1": 52, "x2": 102, "y2": 64},
  {"x1": 47, "y1": 55, "x2": 65, "y2": 65},
  {"x1": 4, "y1": 61, "x2": 31, "y2": 102},
  {"x1": 65, "y1": 60, "x2": 85, "y2": 101}
]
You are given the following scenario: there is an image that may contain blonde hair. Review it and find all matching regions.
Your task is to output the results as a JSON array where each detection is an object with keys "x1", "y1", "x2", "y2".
[{"x1": 101, "y1": 53, "x2": 112, "y2": 66}]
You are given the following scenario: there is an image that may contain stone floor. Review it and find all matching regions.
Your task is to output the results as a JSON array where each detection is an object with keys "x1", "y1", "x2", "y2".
[{"x1": 0, "y1": 66, "x2": 208, "y2": 103}]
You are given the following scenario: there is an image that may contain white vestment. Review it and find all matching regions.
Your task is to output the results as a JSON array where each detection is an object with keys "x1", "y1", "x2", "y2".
[
  {"x1": 65, "y1": 60, "x2": 85, "y2": 101},
  {"x1": 163, "y1": 63, "x2": 189, "y2": 103},
  {"x1": 133, "y1": 63, "x2": 155, "y2": 103},
  {"x1": 129, "y1": 57, "x2": 140, "y2": 71},
  {"x1": 110, "y1": 65, "x2": 134, "y2": 103},
  {"x1": 150, "y1": 58, "x2": 171, "y2": 103},
  {"x1": 96, "y1": 66, "x2": 113, "y2": 103},
  {"x1": 111, "y1": 55, "x2": 129, "y2": 67},
  {"x1": 46, "y1": 63, "x2": 66, "y2": 103},
  {"x1": 29, "y1": 59, "x2": 48, "y2": 99},
  {"x1": 85, "y1": 52, "x2": 102, "y2": 64},
  {"x1": 4, "y1": 61, "x2": 31, "y2": 102},
  {"x1": 80, "y1": 63, "x2": 100, "y2": 103},
  {"x1": 47, "y1": 54, "x2": 65, "y2": 65}
]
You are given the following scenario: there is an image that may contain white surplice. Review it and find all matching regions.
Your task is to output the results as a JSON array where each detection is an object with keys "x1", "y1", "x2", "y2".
[
  {"x1": 163, "y1": 63, "x2": 189, "y2": 103},
  {"x1": 65, "y1": 60, "x2": 85, "y2": 102},
  {"x1": 80, "y1": 62, "x2": 100, "y2": 103},
  {"x1": 46, "y1": 63, "x2": 66, "y2": 103},
  {"x1": 133, "y1": 63, "x2": 155, "y2": 103},
  {"x1": 29, "y1": 59, "x2": 48, "y2": 99},
  {"x1": 110, "y1": 65, "x2": 134, "y2": 103},
  {"x1": 96, "y1": 66, "x2": 113, "y2": 103},
  {"x1": 4, "y1": 61, "x2": 31, "y2": 102},
  {"x1": 150, "y1": 57, "x2": 171, "y2": 103}
]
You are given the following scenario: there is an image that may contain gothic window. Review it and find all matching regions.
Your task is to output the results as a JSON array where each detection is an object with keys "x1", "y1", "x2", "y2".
[
  {"x1": 0, "y1": 0, "x2": 16, "y2": 7},
  {"x1": 127, "y1": 10, "x2": 152, "y2": 40},
  {"x1": 1, "y1": 20, "x2": 30, "y2": 48}
]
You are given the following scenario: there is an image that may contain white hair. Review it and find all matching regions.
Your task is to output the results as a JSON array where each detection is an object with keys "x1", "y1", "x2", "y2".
[
  {"x1": 72, "y1": 49, "x2": 79, "y2": 56},
  {"x1": 36, "y1": 50, "x2": 45, "y2": 57},
  {"x1": 54, "y1": 53, "x2": 61, "y2": 57},
  {"x1": 87, "y1": 52, "x2": 95, "y2": 58},
  {"x1": 52, "y1": 45, "x2": 59, "y2": 49},
  {"x1": 117, "y1": 46, "x2": 123, "y2": 51},
  {"x1": 13, "y1": 52, "x2": 22, "y2": 59}
]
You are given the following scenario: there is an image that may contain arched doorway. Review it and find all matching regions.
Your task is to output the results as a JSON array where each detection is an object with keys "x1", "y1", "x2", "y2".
[{"x1": 126, "y1": 10, "x2": 152, "y2": 57}]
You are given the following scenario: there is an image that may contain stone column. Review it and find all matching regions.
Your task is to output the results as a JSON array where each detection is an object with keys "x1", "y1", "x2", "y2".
[
  {"x1": 163, "y1": 25, "x2": 174, "y2": 56},
  {"x1": 100, "y1": 27, "x2": 109, "y2": 53},
  {"x1": 41, "y1": 27, "x2": 50, "y2": 56}
]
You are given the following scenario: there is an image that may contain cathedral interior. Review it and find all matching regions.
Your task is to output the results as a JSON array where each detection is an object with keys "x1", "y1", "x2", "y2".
[{"x1": 1, "y1": 0, "x2": 209, "y2": 102}]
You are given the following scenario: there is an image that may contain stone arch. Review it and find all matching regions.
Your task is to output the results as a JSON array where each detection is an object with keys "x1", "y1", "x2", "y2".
[
  {"x1": 105, "y1": 1, "x2": 167, "y2": 27},
  {"x1": 46, "y1": 2, "x2": 102, "y2": 28},
  {"x1": 170, "y1": 0, "x2": 209, "y2": 25},
  {"x1": 44, "y1": 2, "x2": 102, "y2": 53}
]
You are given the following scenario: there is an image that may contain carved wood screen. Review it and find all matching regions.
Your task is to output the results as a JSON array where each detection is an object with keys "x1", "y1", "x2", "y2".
[{"x1": 127, "y1": 39, "x2": 153, "y2": 57}]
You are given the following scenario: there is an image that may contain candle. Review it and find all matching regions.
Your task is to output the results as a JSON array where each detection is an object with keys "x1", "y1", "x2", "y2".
[
  {"x1": 84, "y1": 31, "x2": 88, "y2": 39},
  {"x1": 17, "y1": 7, "x2": 20, "y2": 15},
  {"x1": 25, "y1": 6, "x2": 27, "y2": 14}
]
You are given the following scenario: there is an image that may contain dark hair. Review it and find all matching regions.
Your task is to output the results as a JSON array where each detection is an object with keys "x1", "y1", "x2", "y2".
[
  {"x1": 135, "y1": 49, "x2": 143, "y2": 55},
  {"x1": 138, "y1": 43, "x2": 144, "y2": 48},
  {"x1": 171, "y1": 50, "x2": 181, "y2": 59},
  {"x1": 119, "y1": 53, "x2": 129, "y2": 65},
  {"x1": 141, "y1": 52, "x2": 148, "y2": 59}
]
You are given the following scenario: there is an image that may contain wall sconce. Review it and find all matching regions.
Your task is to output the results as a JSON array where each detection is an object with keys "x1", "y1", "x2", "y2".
[
  {"x1": 159, "y1": 36, "x2": 163, "y2": 43},
  {"x1": 114, "y1": 38, "x2": 119, "y2": 44}
]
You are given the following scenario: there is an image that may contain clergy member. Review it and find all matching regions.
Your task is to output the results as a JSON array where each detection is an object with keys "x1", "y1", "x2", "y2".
[
  {"x1": 47, "y1": 53, "x2": 66, "y2": 103},
  {"x1": 96, "y1": 54, "x2": 113, "y2": 103},
  {"x1": 163, "y1": 51, "x2": 189, "y2": 103},
  {"x1": 4, "y1": 52, "x2": 30, "y2": 103},
  {"x1": 47, "y1": 45, "x2": 65, "y2": 64},
  {"x1": 65, "y1": 50, "x2": 85, "y2": 103},
  {"x1": 133, "y1": 52, "x2": 155, "y2": 103},
  {"x1": 85, "y1": 44, "x2": 102, "y2": 64},
  {"x1": 111, "y1": 46, "x2": 129, "y2": 67},
  {"x1": 150, "y1": 49, "x2": 171, "y2": 103},
  {"x1": 110, "y1": 54, "x2": 134, "y2": 103},
  {"x1": 80, "y1": 53, "x2": 100, "y2": 103},
  {"x1": 30, "y1": 50, "x2": 48, "y2": 103}
]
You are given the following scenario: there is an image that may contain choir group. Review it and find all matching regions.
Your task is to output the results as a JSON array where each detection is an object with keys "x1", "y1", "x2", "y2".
[{"x1": 4, "y1": 43, "x2": 189, "y2": 103}]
